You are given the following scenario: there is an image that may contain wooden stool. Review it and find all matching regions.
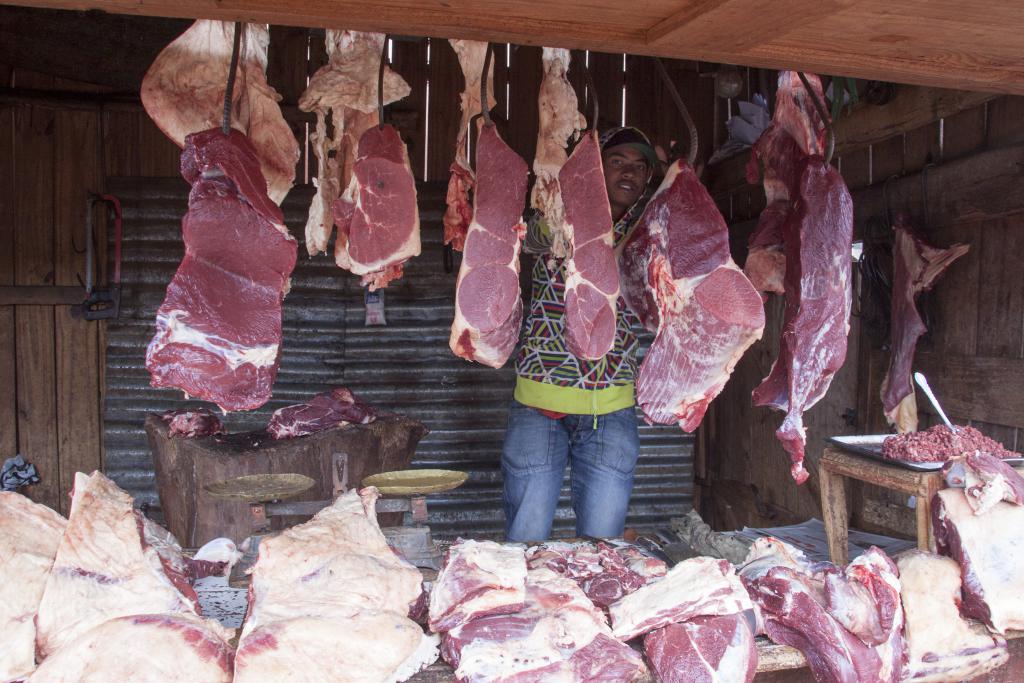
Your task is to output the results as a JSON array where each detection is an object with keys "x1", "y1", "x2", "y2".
[{"x1": 819, "y1": 445, "x2": 944, "y2": 565}]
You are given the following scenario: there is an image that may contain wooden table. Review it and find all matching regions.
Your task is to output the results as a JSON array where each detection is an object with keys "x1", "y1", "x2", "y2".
[{"x1": 819, "y1": 445, "x2": 944, "y2": 565}]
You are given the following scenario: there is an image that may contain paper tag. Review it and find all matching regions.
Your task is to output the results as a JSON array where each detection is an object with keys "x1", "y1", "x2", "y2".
[{"x1": 365, "y1": 288, "x2": 386, "y2": 326}]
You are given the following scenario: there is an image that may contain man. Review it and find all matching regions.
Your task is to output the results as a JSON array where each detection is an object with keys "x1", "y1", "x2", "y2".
[{"x1": 503, "y1": 126, "x2": 660, "y2": 542}]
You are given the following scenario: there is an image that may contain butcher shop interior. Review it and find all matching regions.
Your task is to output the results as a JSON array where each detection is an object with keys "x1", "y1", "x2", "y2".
[{"x1": 2, "y1": 1, "x2": 1024, "y2": 681}]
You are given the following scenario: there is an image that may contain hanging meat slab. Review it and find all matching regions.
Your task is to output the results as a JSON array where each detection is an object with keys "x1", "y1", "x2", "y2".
[
  {"x1": 643, "y1": 614, "x2": 758, "y2": 683},
  {"x1": 619, "y1": 160, "x2": 764, "y2": 430},
  {"x1": 561, "y1": 129, "x2": 619, "y2": 360},
  {"x1": 299, "y1": 31, "x2": 411, "y2": 258},
  {"x1": 146, "y1": 128, "x2": 297, "y2": 412},
  {"x1": 880, "y1": 215, "x2": 968, "y2": 432},
  {"x1": 141, "y1": 20, "x2": 298, "y2": 205},
  {"x1": 449, "y1": 124, "x2": 529, "y2": 368},
  {"x1": 332, "y1": 123, "x2": 421, "y2": 290},
  {"x1": 532, "y1": 47, "x2": 586, "y2": 258},
  {"x1": 443, "y1": 39, "x2": 495, "y2": 252}
]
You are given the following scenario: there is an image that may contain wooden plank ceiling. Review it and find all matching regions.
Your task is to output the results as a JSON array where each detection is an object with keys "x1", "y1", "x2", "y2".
[{"x1": 6, "y1": 0, "x2": 1024, "y2": 94}]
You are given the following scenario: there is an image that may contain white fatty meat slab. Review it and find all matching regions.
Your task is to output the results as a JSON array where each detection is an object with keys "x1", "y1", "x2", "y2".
[
  {"x1": 234, "y1": 611, "x2": 439, "y2": 683},
  {"x1": 29, "y1": 613, "x2": 233, "y2": 683},
  {"x1": 643, "y1": 614, "x2": 757, "y2": 683},
  {"x1": 141, "y1": 20, "x2": 298, "y2": 204},
  {"x1": 34, "y1": 471, "x2": 219, "y2": 659},
  {"x1": 429, "y1": 539, "x2": 528, "y2": 633},
  {"x1": 299, "y1": 30, "x2": 410, "y2": 256},
  {"x1": 609, "y1": 556, "x2": 752, "y2": 642},
  {"x1": 241, "y1": 486, "x2": 422, "y2": 638},
  {"x1": 618, "y1": 160, "x2": 764, "y2": 431},
  {"x1": 943, "y1": 450, "x2": 1024, "y2": 515},
  {"x1": 560, "y1": 130, "x2": 620, "y2": 360},
  {"x1": 897, "y1": 550, "x2": 1008, "y2": 682},
  {"x1": 933, "y1": 487, "x2": 1024, "y2": 633},
  {"x1": 449, "y1": 124, "x2": 529, "y2": 368},
  {"x1": 332, "y1": 124, "x2": 421, "y2": 290},
  {"x1": 0, "y1": 493, "x2": 66, "y2": 682},
  {"x1": 442, "y1": 568, "x2": 649, "y2": 682},
  {"x1": 531, "y1": 47, "x2": 585, "y2": 258},
  {"x1": 443, "y1": 39, "x2": 495, "y2": 252}
]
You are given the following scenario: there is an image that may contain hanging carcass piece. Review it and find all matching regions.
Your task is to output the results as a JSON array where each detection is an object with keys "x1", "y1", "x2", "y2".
[
  {"x1": 531, "y1": 47, "x2": 586, "y2": 258},
  {"x1": 332, "y1": 123, "x2": 421, "y2": 290},
  {"x1": 0, "y1": 493, "x2": 66, "y2": 682},
  {"x1": 880, "y1": 215, "x2": 968, "y2": 432},
  {"x1": 618, "y1": 160, "x2": 765, "y2": 430},
  {"x1": 146, "y1": 128, "x2": 297, "y2": 411},
  {"x1": 743, "y1": 72, "x2": 826, "y2": 296},
  {"x1": 299, "y1": 31, "x2": 411, "y2": 257},
  {"x1": 141, "y1": 21, "x2": 298, "y2": 204},
  {"x1": 443, "y1": 39, "x2": 495, "y2": 251},
  {"x1": 560, "y1": 130, "x2": 620, "y2": 360}
]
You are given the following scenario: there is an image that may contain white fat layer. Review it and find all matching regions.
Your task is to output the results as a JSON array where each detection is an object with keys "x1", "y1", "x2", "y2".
[
  {"x1": 157, "y1": 310, "x2": 279, "y2": 370},
  {"x1": 389, "y1": 632, "x2": 440, "y2": 683}
]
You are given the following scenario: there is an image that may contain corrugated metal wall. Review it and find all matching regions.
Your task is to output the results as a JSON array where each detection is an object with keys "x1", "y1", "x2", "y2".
[{"x1": 104, "y1": 177, "x2": 693, "y2": 538}]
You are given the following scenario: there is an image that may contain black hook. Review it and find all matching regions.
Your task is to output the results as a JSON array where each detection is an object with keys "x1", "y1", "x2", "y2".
[
  {"x1": 653, "y1": 58, "x2": 698, "y2": 167},
  {"x1": 796, "y1": 71, "x2": 835, "y2": 165},
  {"x1": 378, "y1": 34, "x2": 389, "y2": 129},
  {"x1": 221, "y1": 22, "x2": 243, "y2": 136}
]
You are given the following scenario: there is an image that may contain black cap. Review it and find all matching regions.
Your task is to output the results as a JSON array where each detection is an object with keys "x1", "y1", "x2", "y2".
[{"x1": 599, "y1": 126, "x2": 659, "y2": 168}]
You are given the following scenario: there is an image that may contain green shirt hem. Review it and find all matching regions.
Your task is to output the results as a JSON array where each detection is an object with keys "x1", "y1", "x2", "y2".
[{"x1": 514, "y1": 377, "x2": 635, "y2": 415}]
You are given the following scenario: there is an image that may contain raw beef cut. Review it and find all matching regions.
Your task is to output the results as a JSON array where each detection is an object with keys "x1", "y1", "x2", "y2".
[
  {"x1": 531, "y1": 47, "x2": 585, "y2": 258},
  {"x1": 0, "y1": 493, "x2": 65, "y2": 682},
  {"x1": 880, "y1": 215, "x2": 968, "y2": 432},
  {"x1": 643, "y1": 614, "x2": 757, "y2": 683},
  {"x1": 609, "y1": 556, "x2": 752, "y2": 642},
  {"x1": 561, "y1": 130, "x2": 620, "y2": 360},
  {"x1": 441, "y1": 568, "x2": 649, "y2": 682},
  {"x1": 30, "y1": 613, "x2": 234, "y2": 683},
  {"x1": 332, "y1": 123, "x2": 421, "y2": 289},
  {"x1": 449, "y1": 124, "x2": 529, "y2": 368},
  {"x1": 443, "y1": 40, "x2": 495, "y2": 251},
  {"x1": 619, "y1": 160, "x2": 765, "y2": 430},
  {"x1": 750, "y1": 156, "x2": 853, "y2": 484},
  {"x1": 897, "y1": 550, "x2": 1008, "y2": 682},
  {"x1": 141, "y1": 21, "x2": 298, "y2": 204},
  {"x1": 145, "y1": 128, "x2": 297, "y2": 412},
  {"x1": 943, "y1": 450, "x2": 1024, "y2": 514},
  {"x1": 882, "y1": 423, "x2": 1019, "y2": 462},
  {"x1": 525, "y1": 541, "x2": 665, "y2": 609},
  {"x1": 933, "y1": 487, "x2": 1024, "y2": 633},
  {"x1": 267, "y1": 386, "x2": 376, "y2": 439},
  {"x1": 299, "y1": 30, "x2": 410, "y2": 256},
  {"x1": 34, "y1": 471, "x2": 227, "y2": 659},
  {"x1": 429, "y1": 539, "x2": 527, "y2": 633},
  {"x1": 160, "y1": 408, "x2": 225, "y2": 438}
]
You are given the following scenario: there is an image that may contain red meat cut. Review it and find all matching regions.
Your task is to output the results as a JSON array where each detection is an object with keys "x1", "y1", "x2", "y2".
[
  {"x1": 561, "y1": 130, "x2": 619, "y2": 360},
  {"x1": 146, "y1": 128, "x2": 297, "y2": 412},
  {"x1": 643, "y1": 614, "x2": 758, "y2": 683},
  {"x1": 160, "y1": 408, "x2": 226, "y2": 438},
  {"x1": 449, "y1": 124, "x2": 529, "y2": 368},
  {"x1": 332, "y1": 124, "x2": 421, "y2": 290},
  {"x1": 619, "y1": 160, "x2": 764, "y2": 430},
  {"x1": 880, "y1": 215, "x2": 968, "y2": 432},
  {"x1": 267, "y1": 387, "x2": 376, "y2": 440}
]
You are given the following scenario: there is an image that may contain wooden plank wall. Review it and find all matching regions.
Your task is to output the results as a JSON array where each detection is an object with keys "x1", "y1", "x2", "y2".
[{"x1": 704, "y1": 92, "x2": 1024, "y2": 537}]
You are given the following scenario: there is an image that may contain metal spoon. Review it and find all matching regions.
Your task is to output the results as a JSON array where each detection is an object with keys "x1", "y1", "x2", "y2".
[{"x1": 913, "y1": 372, "x2": 959, "y2": 433}]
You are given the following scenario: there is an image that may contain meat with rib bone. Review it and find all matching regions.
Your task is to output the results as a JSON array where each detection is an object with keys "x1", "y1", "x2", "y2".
[
  {"x1": 141, "y1": 21, "x2": 298, "y2": 205},
  {"x1": 561, "y1": 130, "x2": 620, "y2": 360},
  {"x1": 443, "y1": 40, "x2": 495, "y2": 252},
  {"x1": 34, "y1": 471, "x2": 230, "y2": 659},
  {"x1": 897, "y1": 550, "x2": 1008, "y2": 682},
  {"x1": 751, "y1": 155, "x2": 853, "y2": 484},
  {"x1": 30, "y1": 613, "x2": 234, "y2": 683},
  {"x1": 609, "y1": 556, "x2": 753, "y2": 642},
  {"x1": 145, "y1": 128, "x2": 297, "y2": 412},
  {"x1": 881, "y1": 215, "x2": 969, "y2": 432},
  {"x1": 531, "y1": 47, "x2": 586, "y2": 258},
  {"x1": 619, "y1": 160, "x2": 765, "y2": 430},
  {"x1": 933, "y1": 487, "x2": 1024, "y2": 633},
  {"x1": 0, "y1": 492, "x2": 65, "y2": 682},
  {"x1": 449, "y1": 124, "x2": 529, "y2": 368},
  {"x1": 331, "y1": 123, "x2": 421, "y2": 290},
  {"x1": 429, "y1": 539, "x2": 527, "y2": 633},
  {"x1": 943, "y1": 450, "x2": 1024, "y2": 514},
  {"x1": 267, "y1": 386, "x2": 376, "y2": 439},
  {"x1": 299, "y1": 30, "x2": 410, "y2": 257},
  {"x1": 643, "y1": 614, "x2": 758, "y2": 683},
  {"x1": 441, "y1": 568, "x2": 649, "y2": 682}
]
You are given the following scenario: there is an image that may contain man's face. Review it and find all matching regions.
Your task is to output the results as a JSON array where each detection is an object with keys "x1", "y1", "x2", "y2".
[{"x1": 603, "y1": 144, "x2": 652, "y2": 217}]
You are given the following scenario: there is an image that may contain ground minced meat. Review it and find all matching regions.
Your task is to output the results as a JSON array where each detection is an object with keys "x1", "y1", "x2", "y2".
[{"x1": 881, "y1": 424, "x2": 1020, "y2": 462}]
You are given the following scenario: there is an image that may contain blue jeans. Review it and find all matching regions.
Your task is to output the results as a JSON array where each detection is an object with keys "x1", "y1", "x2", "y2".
[{"x1": 501, "y1": 400, "x2": 640, "y2": 541}]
